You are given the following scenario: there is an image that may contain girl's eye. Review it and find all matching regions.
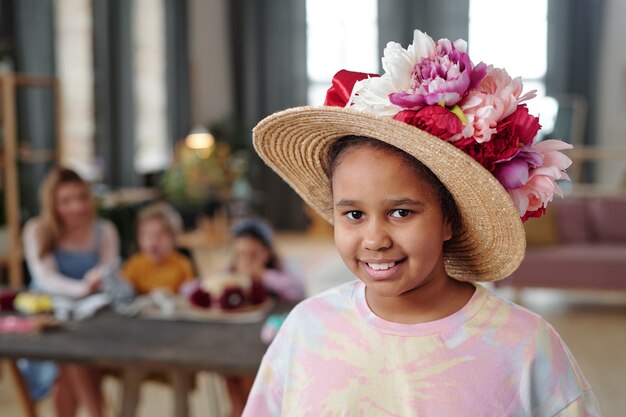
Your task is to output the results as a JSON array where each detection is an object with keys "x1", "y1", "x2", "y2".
[
  {"x1": 345, "y1": 211, "x2": 364, "y2": 221},
  {"x1": 390, "y1": 209, "x2": 412, "y2": 218}
]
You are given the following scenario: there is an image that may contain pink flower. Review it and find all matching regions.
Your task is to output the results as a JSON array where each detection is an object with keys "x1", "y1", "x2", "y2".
[
  {"x1": 454, "y1": 67, "x2": 536, "y2": 143},
  {"x1": 389, "y1": 39, "x2": 487, "y2": 110},
  {"x1": 453, "y1": 105, "x2": 541, "y2": 171},
  {"x1": 507, "y1": 140, "x2": 573, "y2": 216},
  {"x1": 493, "y1": 146, "x2": 543, "y2": 189}
]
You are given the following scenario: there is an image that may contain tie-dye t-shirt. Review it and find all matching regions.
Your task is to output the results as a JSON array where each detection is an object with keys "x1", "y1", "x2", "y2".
[{"x1": 243, "y1": 281, "x2": 601, "y2": 417}]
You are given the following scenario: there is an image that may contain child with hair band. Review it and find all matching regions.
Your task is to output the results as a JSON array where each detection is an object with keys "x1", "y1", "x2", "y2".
[
  {"x1": 230, "y1": 218, "x2": 305, "y2": 302},
  {"x1": 182, "y1": 218, "x2": 304, "y2": 417},
  {"x1": 122, "y1": 202, "x2": 195, "y2": 294},
  {"x1": 242, "y1": 30, "x2": 601, "y2": 416}
]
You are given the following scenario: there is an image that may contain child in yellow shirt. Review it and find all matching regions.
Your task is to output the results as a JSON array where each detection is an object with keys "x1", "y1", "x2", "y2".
[{"x1": 123, "y1": 202, "x2": 194, "y2": 294}]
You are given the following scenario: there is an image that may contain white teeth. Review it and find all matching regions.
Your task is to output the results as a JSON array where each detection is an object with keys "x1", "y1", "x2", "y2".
[{"x1": 367, "y1": 262, "x2": 396, "y2": 271}]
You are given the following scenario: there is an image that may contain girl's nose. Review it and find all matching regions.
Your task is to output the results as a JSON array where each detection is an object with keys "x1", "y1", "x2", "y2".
[{"x1": 362, "y1": 219, "x2": 392, "y2": 251}]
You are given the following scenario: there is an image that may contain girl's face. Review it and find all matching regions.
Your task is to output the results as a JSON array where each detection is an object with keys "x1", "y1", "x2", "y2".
[
  {"x1": 233, "y1": 236, "x2": 271, "y2": 277},
  {"x1": 138, "y1": 218, "x2": 176, "y2": 262},
  {"x1": 55, "y1": 181, "x2": 93, "y2": 229},
  {"x1": 332, "y1": 146, "x2": 452, "y2": 299}
]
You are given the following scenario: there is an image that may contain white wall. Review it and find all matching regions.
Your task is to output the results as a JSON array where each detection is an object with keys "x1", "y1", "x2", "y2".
[
  {"x1": 133, "y1": 0, "x2": 170, "y2": 173},
  {"x1": 55, "y1": 0, "x2": 96, "y2": 180},
  {"x1": 188, "y1": 0, "x2": 233, "y2": 127},
  {"x1": 596, "y1": 0, "x2": 626, "y2": 186}
]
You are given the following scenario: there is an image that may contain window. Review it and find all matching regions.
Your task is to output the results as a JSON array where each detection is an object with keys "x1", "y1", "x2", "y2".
[
  {"x1": 306, "y1": 0, "x2": 378, "y2": 105},
  {"x1": 469, "y1": 0, "x2": 556, "y2": 136}
]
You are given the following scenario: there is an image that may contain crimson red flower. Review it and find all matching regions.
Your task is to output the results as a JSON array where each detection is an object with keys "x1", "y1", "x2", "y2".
[
  {"x1": 521, "y1": 207, "x2": 546, "y2": 222},
  {"x1": 393, "y1": 106, "x2": 463, "y2": 140},
  {"x1": 453, "y1": 105, "x2": 541, "y2": 172}
]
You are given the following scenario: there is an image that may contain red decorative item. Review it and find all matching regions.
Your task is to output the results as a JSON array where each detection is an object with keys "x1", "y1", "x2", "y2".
[
  {"x1": 521, "y1": 207, "x2": 546, "y2": 222},
  {"x1": 220, "y1": 286, "x2": 245, "y2": 310},
  {"x1": 324, "y1": 70, "x2": 379, "y2": 107},
  {"x1": 188, "y1": 287, "x2": 212, "y2": 309},
  {"x1": 0, "y1": 289, "x2": 18, "y2": 311},
  {"x1": 249, "y1": 280, "x2": 269, "y2": 305}
]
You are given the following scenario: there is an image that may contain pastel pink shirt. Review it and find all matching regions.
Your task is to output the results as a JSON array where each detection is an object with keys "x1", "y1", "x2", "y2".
[{"x1": 243, "y1": 281, "x2": 600, "y2": 416}]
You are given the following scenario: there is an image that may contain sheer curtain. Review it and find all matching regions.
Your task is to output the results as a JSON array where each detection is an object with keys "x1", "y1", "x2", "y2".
[
  {"x1": 228, "y1": 0, "x2": 309, "y2": 230},
  {"x1": 14, "y1": 0, "x2": 57, "y2": 218},
  {"x1": 547, "y1": 0, "x2": 605, "y2": 183},
  {"x1": 546, "y1": 0, "x2": 605, "y2": 146},
  {"x1": 93, "y1": 0, "x2": 138, "y2": 187},
  {"x1": 378, "y1": 0, "x2": 469, "y2": 56}
]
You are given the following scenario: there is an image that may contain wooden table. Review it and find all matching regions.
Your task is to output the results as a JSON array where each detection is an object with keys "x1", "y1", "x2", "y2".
[{"x1": 0, "y1": 306, "x2": 287, "y2": 417}]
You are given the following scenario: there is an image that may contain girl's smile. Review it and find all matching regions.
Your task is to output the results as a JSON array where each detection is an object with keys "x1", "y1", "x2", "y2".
[{"x1": 361, "y1": 258, "x2": 406, "y2": 279}]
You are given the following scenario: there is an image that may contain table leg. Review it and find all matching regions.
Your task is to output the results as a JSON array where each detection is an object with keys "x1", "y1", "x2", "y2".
[
  {"x1": 119, "y1": 367, "x2": 143, "y2": 417},
  {"x1": 170, "y1": 370, "x2": 192, "y2": 417},
  {"x1": 203, "y1": 373, "x2": 226, "y2": 417}
]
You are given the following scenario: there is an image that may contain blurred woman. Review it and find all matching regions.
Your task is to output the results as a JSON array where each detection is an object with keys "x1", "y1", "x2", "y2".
[{"x1": 21, "y1": 167, "x2": 120, "y2": 417}]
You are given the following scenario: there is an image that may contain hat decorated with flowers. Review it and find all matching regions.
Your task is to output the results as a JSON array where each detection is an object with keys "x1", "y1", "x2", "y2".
[{"x1": 252, "y1": 29, "x2": 573, "y2": 282}]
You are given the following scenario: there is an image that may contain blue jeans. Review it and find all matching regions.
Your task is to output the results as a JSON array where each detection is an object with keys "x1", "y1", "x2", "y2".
[{"x1": 17, "y1": 359, "x2": 59, "y2": 401}]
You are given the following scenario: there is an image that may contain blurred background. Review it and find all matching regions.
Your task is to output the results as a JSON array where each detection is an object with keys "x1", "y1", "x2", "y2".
[
  {"x1": 0, "y1": 0, "x2": 624, "y2": 416},
  {"x1": 0, "y1": 0, "x2": 623, "y2": 239}
]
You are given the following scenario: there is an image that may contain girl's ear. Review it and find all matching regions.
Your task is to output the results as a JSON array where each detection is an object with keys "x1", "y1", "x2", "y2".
[{"x1": 443, "y1": 217, "x2": 453, "y2": 242}]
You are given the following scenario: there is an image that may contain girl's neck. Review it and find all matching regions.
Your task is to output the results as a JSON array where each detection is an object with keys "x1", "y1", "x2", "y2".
[{"x1": 365, "y1": 274, "x2": 475, "y2": 325}]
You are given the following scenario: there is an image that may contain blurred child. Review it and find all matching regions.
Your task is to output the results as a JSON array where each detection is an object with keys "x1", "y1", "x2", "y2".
[
  {"x1": 123, "y1": 202, "x2": 194, "y2": 294},
  {"x1": 220, "y1": 219, "x2": 304, "y2": 417},
  {"x1": 230, "y1": 218, "x2": 305, "y2": 302}
]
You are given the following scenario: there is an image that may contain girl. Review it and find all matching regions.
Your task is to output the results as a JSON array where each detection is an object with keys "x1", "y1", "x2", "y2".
[
  {"x1": 242, "y1": 30, "x2": 601, "y2": 416},
  {"x1": 22, "y1": 167, "x2": 120, "y2": 417},
  {"x1": 230, "y1": 218, "x2": 305, "y2": 302},
  {"x1": 123, "y1": 202, "x2": 195, "y2": 294},
  {"x1": 225, "y1": 218, "x2": 305, "y2": 417}
]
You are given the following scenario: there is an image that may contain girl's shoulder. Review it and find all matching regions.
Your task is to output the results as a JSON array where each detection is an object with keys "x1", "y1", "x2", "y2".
[
  {"x1": 286, "y1": 280, "x2": 359, "y2": 320},
  {"x1": 22, "y1": 218, "x2": 44, "y2": 254},
  {"x1": 480, "y1": 289, "x2": 578, "y2": 358},
  {"x1": 483, "y1": 290, "x2": 551, "y2": 329},
  {"x1": 22, "y1": 217, "x2": 42, "y2": 236}
]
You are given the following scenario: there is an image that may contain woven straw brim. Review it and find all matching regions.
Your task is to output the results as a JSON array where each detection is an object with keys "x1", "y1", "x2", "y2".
[{"x1": 253, "y1": 106, "x2": 526, "y2": 282}]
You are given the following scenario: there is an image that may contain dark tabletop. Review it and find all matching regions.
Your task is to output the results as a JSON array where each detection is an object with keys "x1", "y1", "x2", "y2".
[{"x1": 0, "y1": 303, "x2": 292, "y2": 375}]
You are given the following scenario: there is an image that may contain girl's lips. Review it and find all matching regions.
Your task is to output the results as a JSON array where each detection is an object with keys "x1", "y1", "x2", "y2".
[{"x1": 361, "y1": 259, "x2": 405, "y2": 280}]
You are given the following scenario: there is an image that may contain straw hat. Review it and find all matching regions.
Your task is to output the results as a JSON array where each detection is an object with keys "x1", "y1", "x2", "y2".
[
  {"x1": 251, "y1": 30, "x2": 572, "y2": 282},
  {"x1": 253, "y1": 105, "x2": 525, "y2": 282}
]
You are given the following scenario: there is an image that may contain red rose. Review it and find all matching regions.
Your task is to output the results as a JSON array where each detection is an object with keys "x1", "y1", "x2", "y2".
[
  {"x1": 453, "y1": 105, "x2": 541, "y2": 172},
  {"x1": 394, "y1": 106, "x2": 463, "y2": 140}
]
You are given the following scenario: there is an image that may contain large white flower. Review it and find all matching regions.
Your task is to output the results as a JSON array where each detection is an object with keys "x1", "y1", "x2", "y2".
[
  {"x1": 348, "y1": 30, "x2": 432, "y2": 114},
  {"x1": 348, "y1": 30, "x2": 468, "y2": 115}
]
